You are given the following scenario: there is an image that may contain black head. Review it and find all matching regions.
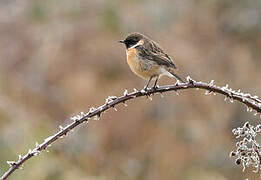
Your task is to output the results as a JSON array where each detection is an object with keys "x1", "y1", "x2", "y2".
[{"x1": 119, "y1": 33, "x2": 144, "y2": 49}]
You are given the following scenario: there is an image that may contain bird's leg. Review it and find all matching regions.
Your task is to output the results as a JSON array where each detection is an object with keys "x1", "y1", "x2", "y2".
[
  {"x1": 152, "y1": 76, "x2": 159, "y2": 89},
  {"x1": 144, "y1": 76, "x2": 153, "y2": 90}
]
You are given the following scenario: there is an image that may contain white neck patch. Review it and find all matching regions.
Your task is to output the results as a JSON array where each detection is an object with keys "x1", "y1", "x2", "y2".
[{"x1": 129, "y1": 39, "x2": 144, "y2": 49}]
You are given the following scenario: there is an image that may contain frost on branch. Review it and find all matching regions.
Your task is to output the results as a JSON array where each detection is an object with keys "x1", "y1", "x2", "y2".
[
  {"x1": 230, "y1": 122, "x2": 261, "y2": 174},
  {"x1": 6, "y1": 161, "x2": 16, "y2": 167},
  {"x1": 123, "y1": 89, "x2": 128, "y2": 96},
  {"x1": 186, "y1": 76, "x2": 195, "y2": 84},
  {"x1": 2, "y1": 78, "x2": 261, "y2": 180},
  {"x1": 70, "y1": 111, "x2": 87, "y2": 122},
  {"x1": 105, "y1": 96, "x2": 117, "y2": 104}
]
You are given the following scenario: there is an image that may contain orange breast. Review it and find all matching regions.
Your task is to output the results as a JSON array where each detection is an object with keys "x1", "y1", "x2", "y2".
[{"x1": 126, "y1": 48, "x2": 160, "y2": 80}]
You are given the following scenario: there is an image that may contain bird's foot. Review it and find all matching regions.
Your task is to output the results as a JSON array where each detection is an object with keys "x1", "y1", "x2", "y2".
[
  {"x1": 152, "y1": 85, "x2": 159, "y2": 90},
  {"x1": 143, "y1": 86, "x2": 149, "y2": 91}
]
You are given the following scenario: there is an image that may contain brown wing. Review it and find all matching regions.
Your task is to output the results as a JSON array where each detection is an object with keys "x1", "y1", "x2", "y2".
[{"x1": 135, "y1": 41, "x2": 177, "y2": 69}]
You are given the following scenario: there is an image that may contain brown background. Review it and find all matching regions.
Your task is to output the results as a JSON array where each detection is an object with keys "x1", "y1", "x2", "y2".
[{"x1": 0, "y1": 0, "x2": 261, "y2": 179}]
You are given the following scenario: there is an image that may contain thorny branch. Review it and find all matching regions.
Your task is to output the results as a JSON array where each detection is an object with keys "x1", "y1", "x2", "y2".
[{"x1": 1, "y1": 77, "x2": 261, "y2": 180}]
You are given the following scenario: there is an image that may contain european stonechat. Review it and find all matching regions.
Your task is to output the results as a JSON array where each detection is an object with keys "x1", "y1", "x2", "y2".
[{"x1": 119, "y1": 32, "x2": 185, "y2": 90}]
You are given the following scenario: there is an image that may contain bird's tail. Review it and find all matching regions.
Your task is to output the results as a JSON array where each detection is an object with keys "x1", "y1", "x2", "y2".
[
  {"x1": 170, "y1": 72, "x2": 185, "y2": 83},
  {"x1": 166, "y1": 68, "x2": 186, "y2": 83}
]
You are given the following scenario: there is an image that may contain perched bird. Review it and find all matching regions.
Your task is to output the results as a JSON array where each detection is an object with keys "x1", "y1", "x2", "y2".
[{"x1": 119, "y1": 32, "x2": 185, "y2": 90}]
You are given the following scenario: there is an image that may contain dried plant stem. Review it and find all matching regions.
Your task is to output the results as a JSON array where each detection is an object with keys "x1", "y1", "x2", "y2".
[{"x1": 1, "y1": 78, "x2": 261, "y2": 180}]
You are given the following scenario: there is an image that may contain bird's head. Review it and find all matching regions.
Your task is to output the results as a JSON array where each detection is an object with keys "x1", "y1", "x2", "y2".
[{"x1": 119, "y1": 33, "x2": 145, "y2": 49}]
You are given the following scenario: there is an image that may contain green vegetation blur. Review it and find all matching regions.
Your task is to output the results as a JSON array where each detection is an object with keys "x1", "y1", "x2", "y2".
[{"x1": 0, "y1": 0, "x2": 260, "y2": 179}]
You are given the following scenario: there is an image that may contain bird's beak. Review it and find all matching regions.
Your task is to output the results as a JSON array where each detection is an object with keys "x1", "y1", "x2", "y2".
[{"x1": 118, "y1": 40, "x2": 125, "y2": 43}]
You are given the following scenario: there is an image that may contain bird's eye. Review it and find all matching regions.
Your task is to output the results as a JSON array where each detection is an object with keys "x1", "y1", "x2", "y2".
[
  {"x1": 124, "y1": 38, "x2": 139, "y2": 48},
  {"x1": 130, "y1": 39, "x2": 136, "y2": 44},
  {"x1": 126, "y1": 39, "x2": 135, "y2": 45},
  {"x1": 133, "y1": 38, "x2": 139, "y2": 42}
]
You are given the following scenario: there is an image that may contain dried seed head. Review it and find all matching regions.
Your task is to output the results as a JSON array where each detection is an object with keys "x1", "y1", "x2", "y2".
[
  {"x1": 235, "y1": 158, "x2": 241, "y2": 165},
  {"x1": 230, "y1": 151, "x2": 236, "y2": 157}
]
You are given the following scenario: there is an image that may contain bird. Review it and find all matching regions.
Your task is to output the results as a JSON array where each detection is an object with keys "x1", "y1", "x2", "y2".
[{"x1": 119, "y1": 32, "x2": 185, "y2": 90}]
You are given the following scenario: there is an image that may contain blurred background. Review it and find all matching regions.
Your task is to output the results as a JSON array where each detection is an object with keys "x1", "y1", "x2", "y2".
[{"x1": 0, "y1": 0, "x2": 260, "y2": 179}]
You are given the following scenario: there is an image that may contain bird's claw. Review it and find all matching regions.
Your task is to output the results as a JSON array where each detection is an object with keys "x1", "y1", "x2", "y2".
[
  {"x1": 143, "y1": 86, "x2": 149, "y2": 91},
  {"x1": 152, "y1": 85, "x2": 159, "y2": 90}
]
